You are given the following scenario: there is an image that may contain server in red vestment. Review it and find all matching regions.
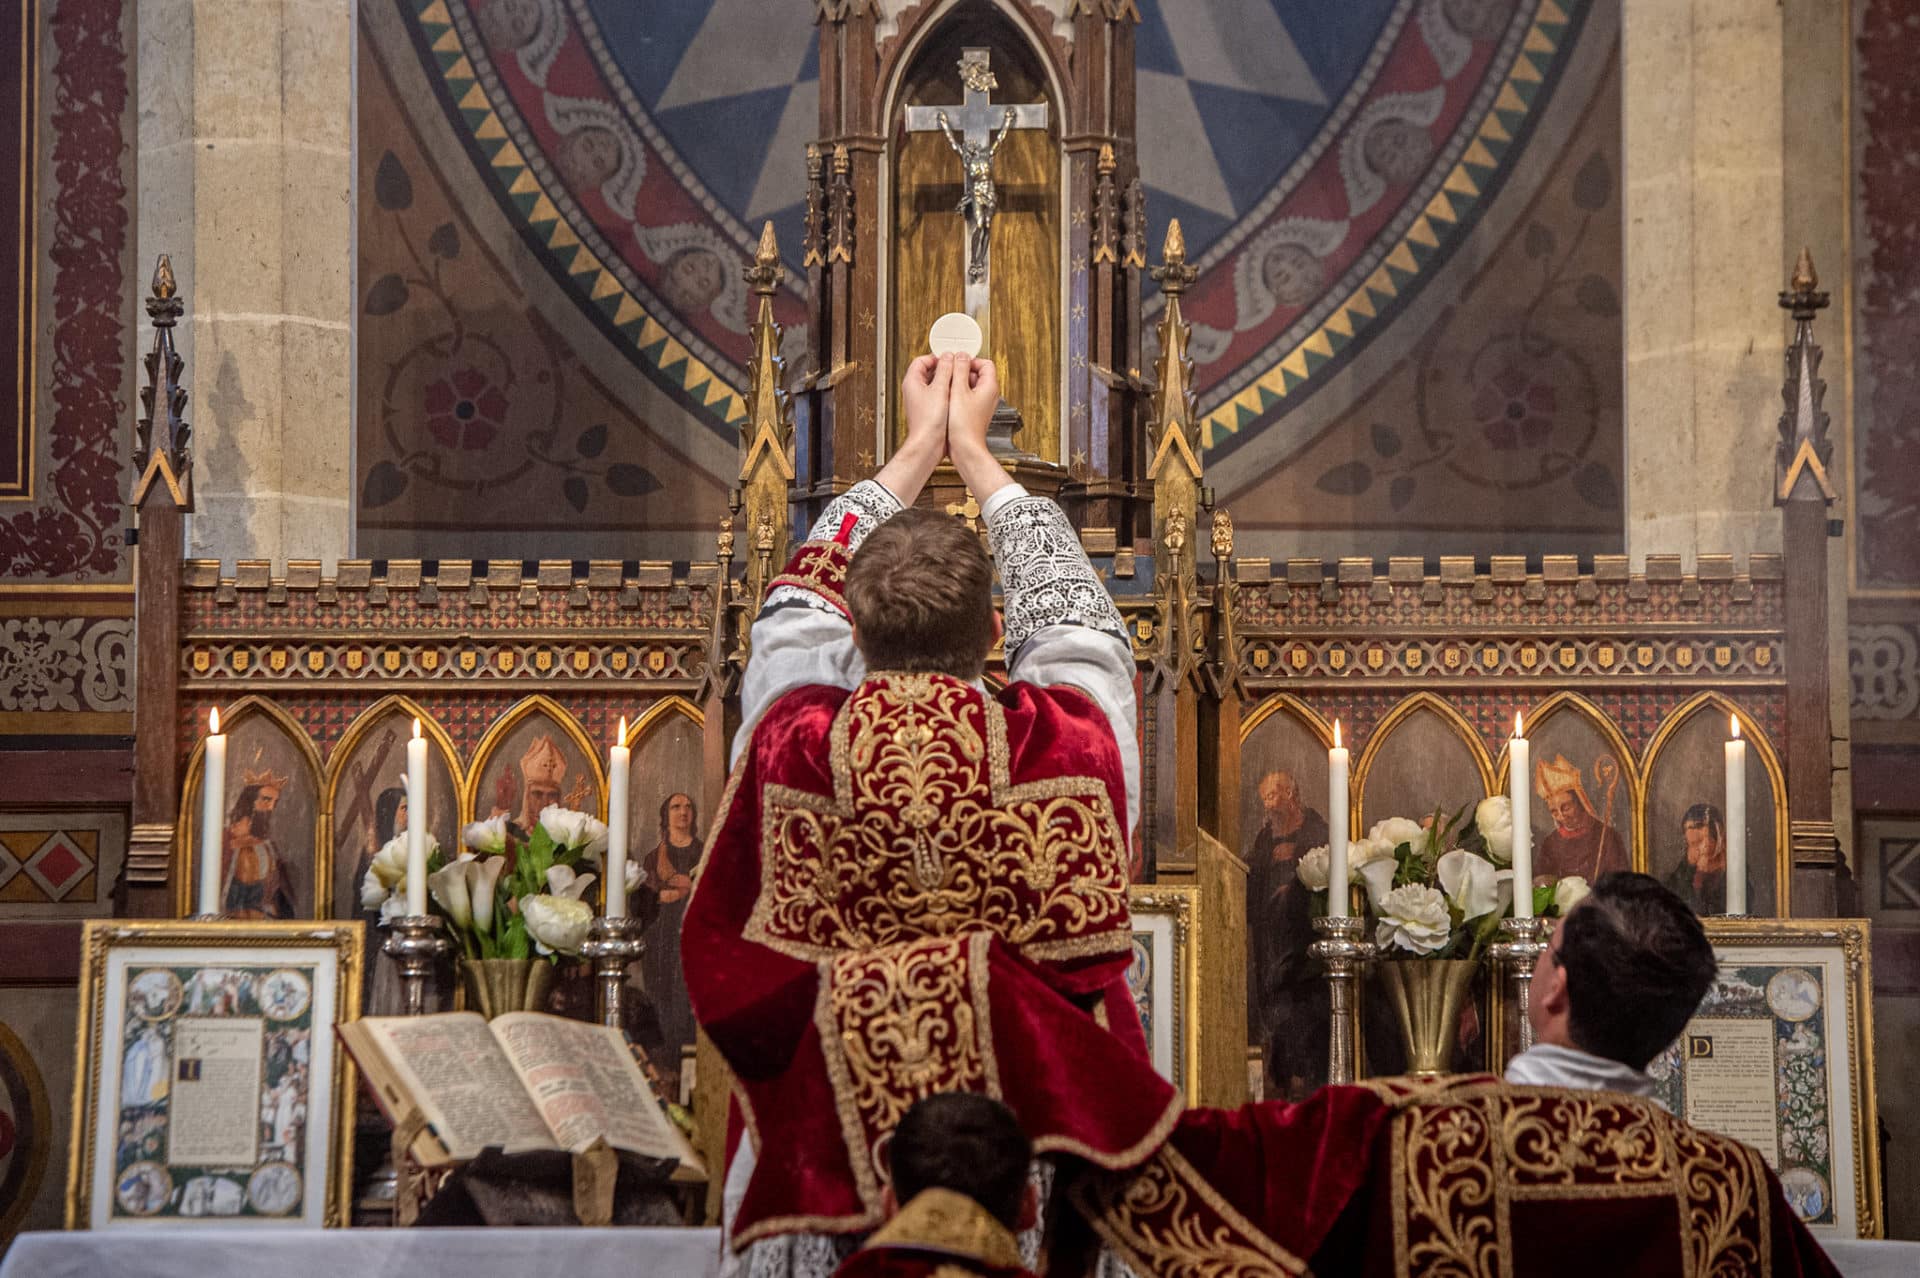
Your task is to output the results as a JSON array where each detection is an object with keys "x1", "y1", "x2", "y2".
[
  {"x1": 1069, "y1": 875, "x2": 1843, "y2": 1278},
  {"x1": 833, "y1": 1094, "x2": 1039, "y2": 1278},
  {"x1": 684, "y1": 354, "x2": 1179, "y2": 1266}
]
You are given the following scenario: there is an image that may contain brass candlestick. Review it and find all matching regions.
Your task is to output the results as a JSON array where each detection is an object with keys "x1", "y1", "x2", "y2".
[
  {"x1": 1489, "y1": 914, "x2": 1551, "y2": 1056},
  {"x1": 579, "y1": 914, "x2": 648, "y2": 1031},
  {"x1": 1311, "y1": 913, "x2": 1376, "y2": 1085},
  {"x1": 381, "y1": 915, "x2": 451, "y2": 1017}
]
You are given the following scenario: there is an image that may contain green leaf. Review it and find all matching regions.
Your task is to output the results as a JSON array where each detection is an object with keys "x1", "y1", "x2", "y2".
[
  {"x1": 500, "y1": 914, "x2": 530, "y2": 960},
  {"x1": 1534, "y1": 884, "x2": 1558, "y2": 916}
]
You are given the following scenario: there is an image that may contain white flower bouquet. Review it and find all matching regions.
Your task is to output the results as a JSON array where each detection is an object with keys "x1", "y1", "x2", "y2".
[
  {"x1": 361, "y1": 804, "x2": 613, "y2": 961},
  {"x1": 1301, "y1": 797, "x2": 1589, "y2": 960}
]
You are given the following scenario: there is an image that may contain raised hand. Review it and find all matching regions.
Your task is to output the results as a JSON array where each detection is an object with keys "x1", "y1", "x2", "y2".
[
  {"x1": 947, "y1": 356, "x2": 999, "y2": 459},
  {"x1": 899, "y1": 353, "x2": 954, "y2": 461},
  {"x1": 873, "y1": 353, "x2": 953, "y2": 504},
  {"x1": 947, "y1": 358, "x2": 1012, "y2": 506}
]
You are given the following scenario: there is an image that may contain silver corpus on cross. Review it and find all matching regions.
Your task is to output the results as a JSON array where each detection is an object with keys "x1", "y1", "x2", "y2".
[{"x1": 904, "y1": 48, "x2": 1048, "y2": 334}]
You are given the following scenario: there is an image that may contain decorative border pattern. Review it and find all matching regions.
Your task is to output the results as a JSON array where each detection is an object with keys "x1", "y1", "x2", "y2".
[
  {"x1": 406, "y1": 0, "x2": 748, "y2": 431},
  {"x1": 0, "y1": 0, "x2": 129, "y2": 581},
  {"x1": 1198, "y1": 0, "x2": 1585, "y2": 445}
]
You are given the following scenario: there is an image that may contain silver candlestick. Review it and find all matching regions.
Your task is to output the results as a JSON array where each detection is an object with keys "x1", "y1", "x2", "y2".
[
  {"x1": 579, "y1": 914, "x2": 648, "y2": 1031},
  {"x1": 1489, "y1": 914, "x2": 1552, "y2": 1056},
  {"x1": 1311, "y1": 913, "x2": 1377, "y2": 1085},
  {"x1": 381, "y1": 915, "x2": 451, "y2": 1017}
]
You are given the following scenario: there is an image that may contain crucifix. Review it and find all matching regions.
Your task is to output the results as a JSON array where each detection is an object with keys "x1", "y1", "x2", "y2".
[{"x1": 904, "y1": 48, "x2": 1049, "y2": 328}]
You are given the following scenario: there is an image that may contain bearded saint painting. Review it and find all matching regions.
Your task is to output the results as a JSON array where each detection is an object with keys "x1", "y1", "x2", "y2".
[
  {"x1": 1532, "y1": 753, "x2": 1629, "y2": 883},
  {"x1": 222, "y1": 760, "x2": 295, "y2": 919}
]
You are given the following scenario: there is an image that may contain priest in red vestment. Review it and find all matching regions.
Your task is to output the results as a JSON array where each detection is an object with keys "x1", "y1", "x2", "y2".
[{"x1": 685, "y1": 354, "x2": 1178, "y2": 1263}]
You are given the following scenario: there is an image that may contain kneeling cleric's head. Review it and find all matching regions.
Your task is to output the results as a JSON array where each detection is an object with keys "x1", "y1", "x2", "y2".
[
  {"x1": 847, "y1": 507, "x2": 998, "y2": 679},
  {"x1": 1532, "y1": 870, "x2": 1718, "y2": 1070}
]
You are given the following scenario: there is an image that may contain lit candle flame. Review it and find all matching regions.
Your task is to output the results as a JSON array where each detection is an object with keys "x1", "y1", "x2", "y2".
[
  {"x1": 618, "y1": 715, "x2": 628, "y2": 741},
  {"x1": 209, "y1": 707, "x2": 221, "y2": 735},
  {"x1": 1514, "y1": 711, "x2": 1524, "y2": 738},
  {"x1": 1333, "y1": 720, "x2": 1342, "y2": 750},
  {"x1": 412, "y1": 717, "x2": 422, "y2": 740},
  {"x1": 1730, "y1": 713, "x2": 1741, "y2": 741}
]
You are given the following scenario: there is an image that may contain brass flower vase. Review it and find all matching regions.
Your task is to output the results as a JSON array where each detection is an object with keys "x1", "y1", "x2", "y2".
[
  {"x1": 1378, "y1": 959, "x2": 1478, "y2": 1079},
  {"x1": 462, "y1": 957, "x2": 554, "y2": 1020}
]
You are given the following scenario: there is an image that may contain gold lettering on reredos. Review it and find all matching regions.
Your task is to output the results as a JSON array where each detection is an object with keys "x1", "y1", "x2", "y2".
[{"x1": 1689, "y1": 1035, "x2": 1714, "y2": 1059}]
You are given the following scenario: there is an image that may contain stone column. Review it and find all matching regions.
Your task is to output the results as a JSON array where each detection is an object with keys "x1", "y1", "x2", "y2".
[
  {"x1": 1622, "y1": 0, "x2": 1786, "y2": 566},
  {"x1": 137, "y1": 0, "x2": 354, "y2": 569}
]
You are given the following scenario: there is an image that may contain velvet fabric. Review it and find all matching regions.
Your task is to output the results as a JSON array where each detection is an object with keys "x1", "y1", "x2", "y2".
[
  {"x1": 1076, "y1": 1076, "x2": 1842, "y2": 1278},
  {"x1": 684, "y1": 669, "x2": 1179, "y2": 1251}
]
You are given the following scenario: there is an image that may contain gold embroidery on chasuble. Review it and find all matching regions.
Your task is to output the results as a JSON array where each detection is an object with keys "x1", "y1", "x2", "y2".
[
  {"x1": 817, "y1": 932, "x2": 999, "y2": 1204},
  {"x1": 1073, "y1": 1145, "x2": 1309, "y2": 1278},
  {"x1": 1387, "y1": 1084, "x2": 1770, "y2": 1278},
  {"x1": 748, "y1": 673, "x2": 1132, "y2": 963}
]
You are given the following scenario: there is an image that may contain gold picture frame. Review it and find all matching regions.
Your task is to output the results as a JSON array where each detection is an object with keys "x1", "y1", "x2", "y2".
[
  {"x1": 66, "y1": 919, "x2": 364, "y2": 1229},
  {"x1": 1647, "y1": 917, "x2": 1881, "y2": 1239},
  {"x1": 1127, "y1": 886, "x2": 1200, "y2": 1104}
]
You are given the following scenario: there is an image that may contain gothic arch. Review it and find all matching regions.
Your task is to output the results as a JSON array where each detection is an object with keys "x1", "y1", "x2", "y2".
[
  {"x1": 175, "y1": 694, "x2": 328, "y2": 917},
  {"x1": 1639, "y1": 690, "x2": 1790, "y2": 913},
  {"x1": 1495, "y1": 690, "x2": 1642, "y2": 872},
  {"x1": 460, "y1": 695, "x2": 608, "y2": 825},
  {"x1": 1352, "y1": 692, "x2": 1496, "y2": 829}
]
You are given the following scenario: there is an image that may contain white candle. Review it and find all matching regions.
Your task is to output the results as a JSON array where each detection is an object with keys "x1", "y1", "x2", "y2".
[
  {"x1": 1510, "y1": 712, "x2": 1533, "y2": 919},
  {"x1": 606, "y1": 717, "x2": 631, "y2": 918},
  {"x1": 1726, "y1": 714, "x2": 1747, "y2": 914},
  {"x1": 198, "y1": 708, "x2": 227, "y2": 915},
  {"x1": 406, "y1": 719, "x2": 428, "y2": 917},
  {"x1": 1327, "y1": 720, "x2": 1350, "y2": 918}
]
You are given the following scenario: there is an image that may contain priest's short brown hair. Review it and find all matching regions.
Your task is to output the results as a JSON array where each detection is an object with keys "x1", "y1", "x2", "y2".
[{"x1": 846, "y1": 508, "x2": 995, "y2": 678}]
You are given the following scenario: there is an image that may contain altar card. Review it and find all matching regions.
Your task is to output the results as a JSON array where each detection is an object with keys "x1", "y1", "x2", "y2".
[
  {"x1": 67, "y1": 920, "x2": 364, "y2": 1229},
  {"x1": 1647, "y1": 918, "x2": 1881, "y2": 1239}
]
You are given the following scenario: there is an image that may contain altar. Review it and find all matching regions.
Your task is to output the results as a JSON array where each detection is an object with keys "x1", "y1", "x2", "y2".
[{"x1": 0, "y1": 0, "x2": 1900, "y2": 1265}]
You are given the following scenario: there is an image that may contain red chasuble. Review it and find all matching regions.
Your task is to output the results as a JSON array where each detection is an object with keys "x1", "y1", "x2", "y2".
[
  {"x1": 684, "y1": 536, "x2": 1180, "y2": 1250},
  {"x1": 1074, "y1": 1077, "x2": 1842, "y2": 1278}
]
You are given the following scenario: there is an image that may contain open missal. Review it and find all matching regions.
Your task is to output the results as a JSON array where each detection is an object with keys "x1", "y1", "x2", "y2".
[{"x1": 338, "y1": 1011, "x2": 704, "y2": 1179}]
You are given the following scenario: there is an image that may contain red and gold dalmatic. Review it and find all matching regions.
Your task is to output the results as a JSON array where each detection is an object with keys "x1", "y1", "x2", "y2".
[
  {"x1": 1073, "y1": 1077, "x2": 1843, "y2": 1278},
  {"x1": 684, "y1": 531, "x2": 1180, "y2": 1249}
]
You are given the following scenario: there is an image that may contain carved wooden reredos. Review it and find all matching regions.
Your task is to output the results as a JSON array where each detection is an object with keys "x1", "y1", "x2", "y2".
[{"x1": 122, "y1": 4, "x2": 1849, "y2": 1107}]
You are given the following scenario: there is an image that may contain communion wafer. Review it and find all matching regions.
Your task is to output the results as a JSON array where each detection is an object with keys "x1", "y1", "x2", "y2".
[{"x1": 928, "y1": 311, "x2": 983, "y2": 357}]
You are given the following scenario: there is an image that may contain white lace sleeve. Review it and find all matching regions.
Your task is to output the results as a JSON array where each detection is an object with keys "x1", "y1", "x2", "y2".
[
  {"x1": 985, "y1": 487, "x2": 1139, "y2": 835},
  {"x1": 985, "y1": 490, "x2": 1127, "y2": 654}
]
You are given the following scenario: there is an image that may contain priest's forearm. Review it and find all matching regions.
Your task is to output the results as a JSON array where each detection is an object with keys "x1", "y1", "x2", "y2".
[
  {"x1": 950, "y1": 439, "x2": 1013, "y2": 510},
  {"x1": 873, "y1": 434, "x2": 945, "y2": 508}
]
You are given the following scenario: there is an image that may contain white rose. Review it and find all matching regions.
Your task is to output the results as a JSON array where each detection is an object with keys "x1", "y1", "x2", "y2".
[
  {"x1": 538, "y1": 806, "x2": 610, "y2": 860},
  {"x1": 1553, "y1": 876, "x2": 1591, "y2": 915},
  {"x1": 1349, "y1": 836, "x2": 1395, "y2": 869},
  {"x1": 624, "y1": 858, "x2": 644, "y2": 894},
  {"x1": 379, "y1": 894, "x2": 409, "y2": 922},
  {"x1": 1369, "y1": 817, "x2": 1425, "y2": 854},
  {"x1": 545, "y1": 864, "x2": 599, "y2": 902},
  {"x1": 1375, "y1": 884, "x2": 1452, "y2": 956},
  {"x1": 521, "y1": 894, "x2": 593, "y2": 955},
  {"x1": 1473, "y1": 795, "x2": 1513, "y2": 866},
  {"x1": 1297, "y1": 846, "x2": 1332, "y2": 892},
  {"x1": 428, "y1": 854, "x2": 477, "y2": 929},
  {"x1": 1437, "y1": 849, "x2": 1501, "y2": 922},
  {"x1": 463, "y1": 815, "x2": 510, "y2": 856}
]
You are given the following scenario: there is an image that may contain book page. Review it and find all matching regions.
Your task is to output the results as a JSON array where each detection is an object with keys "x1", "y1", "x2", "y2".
[
  {"x1": 491, "y1": 1013, "x2": 700, "y2": 1167},
  {"x1": 360, "y1": 1013, "x2": 554, "y2": 1159}
]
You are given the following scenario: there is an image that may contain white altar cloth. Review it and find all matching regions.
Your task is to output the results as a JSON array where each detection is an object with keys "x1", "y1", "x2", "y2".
[
  {"x1": 0, "y1": 1225, "x2": 725, "y2": 1278},
  {"x1": 5, "y1": 1226, "x2": 1915, "y2": 1276}
]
